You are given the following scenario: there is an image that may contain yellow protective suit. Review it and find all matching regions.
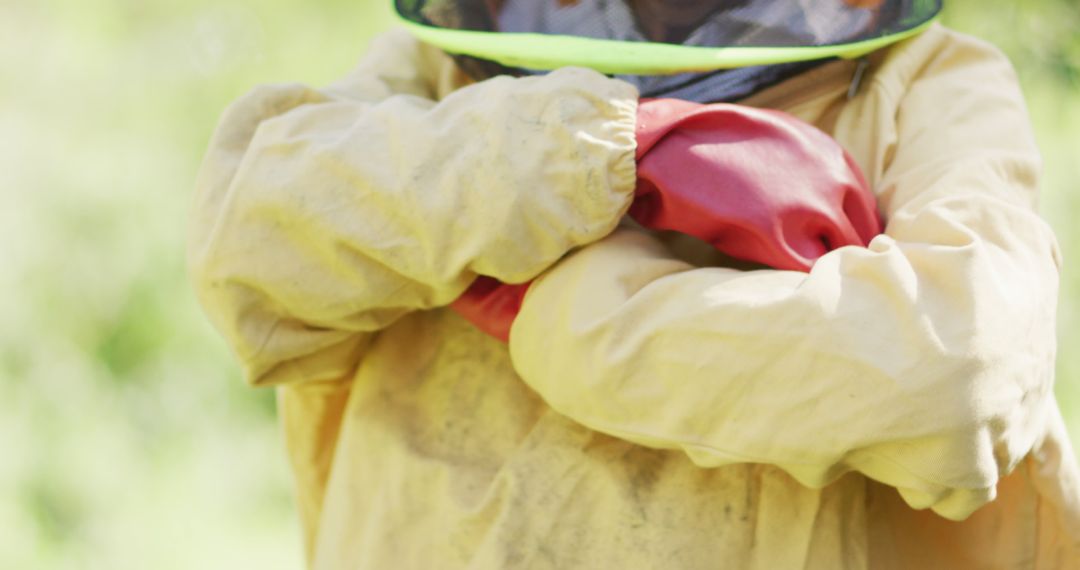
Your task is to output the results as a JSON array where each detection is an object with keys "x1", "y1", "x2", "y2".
[{"x1": 190, "y1": 22, "x2": 1080, "y2": 569}]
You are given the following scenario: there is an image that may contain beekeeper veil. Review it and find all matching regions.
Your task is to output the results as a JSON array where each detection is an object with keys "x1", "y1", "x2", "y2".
[{"x1": 394, "y1": 0, "x2": 941, "y2": 101}]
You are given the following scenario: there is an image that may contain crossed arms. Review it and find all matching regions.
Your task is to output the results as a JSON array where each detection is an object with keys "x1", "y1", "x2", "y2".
[{"x1": 189, "y1": 29, "x2": 1061, "y2": 520}]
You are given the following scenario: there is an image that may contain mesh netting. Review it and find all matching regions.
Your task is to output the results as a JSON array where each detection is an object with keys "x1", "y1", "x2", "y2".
[
  {"x1": 396, "y1": 0, "x2": 940, "y2": 101},
  {"x1": 399, "y1": 0, "x2": 940, "y2": 45}
]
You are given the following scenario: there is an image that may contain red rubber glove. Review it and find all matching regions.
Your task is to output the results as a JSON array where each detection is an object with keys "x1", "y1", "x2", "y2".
[
  {"x1": 453, "y1": 98, "x2": 884, "y2": 341},
  {"x1": 633, "y1": 97, "x2": 882, "y2": 271},
  {"x1": 450, "y1": 276, "x2": 532, "y2": 343}
]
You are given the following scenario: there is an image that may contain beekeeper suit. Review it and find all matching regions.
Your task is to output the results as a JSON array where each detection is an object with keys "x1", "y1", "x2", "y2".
[{"x1": 189, "y1": 0, "x2": 1080, "y2": 567}]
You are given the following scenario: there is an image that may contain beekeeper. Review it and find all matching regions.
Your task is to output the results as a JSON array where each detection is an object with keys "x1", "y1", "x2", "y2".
[{"x1": 189, "y1": 0, "x2": 1080, "y2": 567}]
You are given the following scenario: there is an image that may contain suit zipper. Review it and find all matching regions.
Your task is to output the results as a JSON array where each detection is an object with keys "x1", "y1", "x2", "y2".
[{"x1": 847, "y1": 57, "x2": 871, "y2": 100}]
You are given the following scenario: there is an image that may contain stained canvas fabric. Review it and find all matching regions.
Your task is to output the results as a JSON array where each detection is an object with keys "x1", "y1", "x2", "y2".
[{"x1": 190, "y1": 21, "x2": 1080, "y2": 570}]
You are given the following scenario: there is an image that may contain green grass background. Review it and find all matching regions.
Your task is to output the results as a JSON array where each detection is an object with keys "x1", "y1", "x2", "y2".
[{"x1": 1, "y1": 1, "x2": 1076, "y2": 568}]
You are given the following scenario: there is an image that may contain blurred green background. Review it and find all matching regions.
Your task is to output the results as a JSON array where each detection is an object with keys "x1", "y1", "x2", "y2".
[{"x1": 1, "y1": 0, "x2": 1077, "y2": 568}]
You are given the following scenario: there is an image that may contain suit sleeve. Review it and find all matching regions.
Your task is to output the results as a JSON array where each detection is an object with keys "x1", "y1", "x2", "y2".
[
  {"x1": 508, "y1": 31, "x2": 1062, "y2": 521},
  {"x1": 187, "y1": 29, "x2": 638, "y2": 386}
]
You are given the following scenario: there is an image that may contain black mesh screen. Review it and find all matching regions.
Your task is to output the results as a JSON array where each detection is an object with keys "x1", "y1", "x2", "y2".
[
  {"x1": 398, "y1": 0, "x2": 940, "y2": 46},
  {"x1": 396, "y1": 0, "x2": 941, "y2": 101}
]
